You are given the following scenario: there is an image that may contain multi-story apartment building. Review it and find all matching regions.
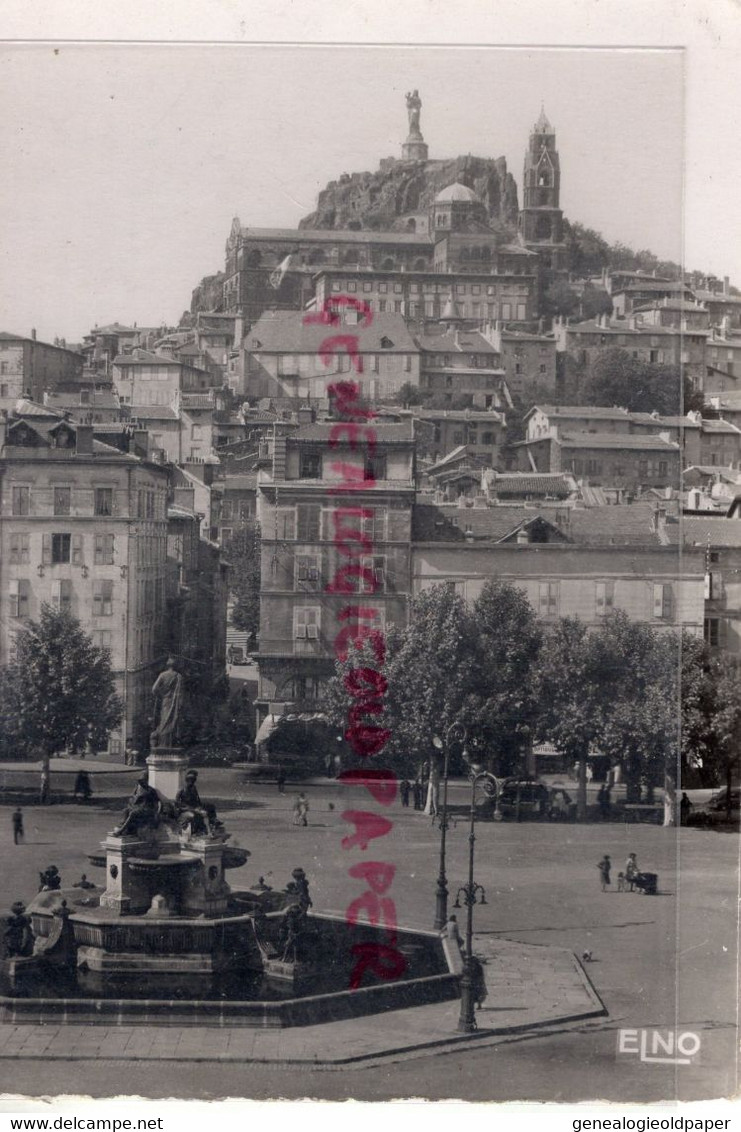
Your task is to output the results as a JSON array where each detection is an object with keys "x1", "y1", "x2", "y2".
[
  {"x1": 313, "y1": 261, "x2": 536, "y2": 328},
  {"x1": 412, "y1": 501, "x2": 704, "y2": 635},
  {"x1": 0, "y1": 332, "x2": 84, "y2": 409},
  {"x1": 416, "y1": 327, "x2": 507, "y2": 406},
  {"x1": 483, "y1": 326, "x2": 557, "y2": 399},
  {"x1": 510, "y1": 430, "x2": 681, "y2": 492},
  {"x1": 255, "y1": 418, "x2": 416, "y2": 735},
  {"x1": 683, "y1": 515, "x2": 741, "y2": 656},
  {"x1": 241, "y1": 311, "x2": 420, "y2": 404},
  {"x1": 555, "y1": 314, "x2": 708, "y2": 390},
  {"x1": 112, "y1": 349, "x2": 221, "y2": 408},
  {"x1": 415, "y1": 408, "x2": 506, "y2": 466},
  {"x1": 0, "y1": 406, "x2": 171, "y2": 756}
]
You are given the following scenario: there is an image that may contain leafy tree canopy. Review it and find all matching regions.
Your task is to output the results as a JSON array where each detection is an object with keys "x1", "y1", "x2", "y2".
[
  {"x1": 0, "y1": 605, "x2": 123, "y2": 760},
  {"x1": 223, "y1": 521, "x2": 261, "y2": 638}
]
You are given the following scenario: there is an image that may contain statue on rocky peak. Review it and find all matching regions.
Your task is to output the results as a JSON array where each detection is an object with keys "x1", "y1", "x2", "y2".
[{"x1": 406, "y1": 90, "x2": 422, "y2": 136}]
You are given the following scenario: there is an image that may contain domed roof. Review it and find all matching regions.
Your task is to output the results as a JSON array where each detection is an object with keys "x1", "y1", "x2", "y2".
[{"x1": 435, "y1": 181, "x2": 479, "y2": 204}]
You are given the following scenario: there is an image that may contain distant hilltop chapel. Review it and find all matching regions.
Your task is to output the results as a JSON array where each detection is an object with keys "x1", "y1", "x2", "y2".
[{"x1": 211, "y1": 97, "x2": 567, "y2": 327}]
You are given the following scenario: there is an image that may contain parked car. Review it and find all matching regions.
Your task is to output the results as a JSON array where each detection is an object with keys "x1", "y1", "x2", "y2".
[
  {"x1": 494, "y1": 777, "x2": 550, "y2": 821},
  {"x1": 708, "y1": 786, "x2": 740, "y2": 812}
]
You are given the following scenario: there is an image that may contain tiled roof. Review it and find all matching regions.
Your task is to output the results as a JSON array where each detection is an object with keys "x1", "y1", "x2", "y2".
[
  {"x1": 613, "y1": 281, "x2": 692, "y2": 294},
  {"x1": 113, "y1": 350, "x2": 182, "y2": 366},
  {"x1": 14, "y1": 398, "x2": 64, "y2": 419},
  {"x1": 487, "y1": 473, "x2": 574, "y2": 497},
  {"x1": 694, "y1": 290, "x2": 741, "y2": 306},
  {"x1": 413, "y1": 502, "x2": 673, "y2": 547},
  {"x1": 417, "y1": 409, "x2": 503, "y2": 422},
  {"x1": 289, "y1": 419, "x2": 414, "y2": 444},
  {"x1": 699, "y1": 418, "x2": 741, "y2": 434},
  {"x1": 240, "y1": 226, "x2": 430, "y2": 246},
  {"x1": 683, "y1": 517, "x2": 741, "y2": 548},
  {"x1": 91, "y1": 422, "x2": 128, "y2": 433},
  {"x1": 415, "y1": 330, "x2": 498, "y2": 354},
  {"x1": 528, "y1": 404, "x2": 630, "y2": 420},
  {"x1": 629, "y1": 413, "x2": 700, "y2": 429},
  {"x1": 558, "y1": 432, "x2": 679, "y2": 451},
  {"x1": 128, "y1": 406, "x2": 178, "y2": 421},
  {"x1": 246, "y1": 311, "x2": 418, "y2": 353}
]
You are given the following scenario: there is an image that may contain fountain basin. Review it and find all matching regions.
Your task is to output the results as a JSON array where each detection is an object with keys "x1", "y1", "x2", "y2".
[{"x1": 0, "y1": 915, "x2": 458, "y2": 1028}]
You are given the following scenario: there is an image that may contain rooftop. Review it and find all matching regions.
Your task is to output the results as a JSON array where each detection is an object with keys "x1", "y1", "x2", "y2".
[
  {"x1": 415, "y1": 329, "x2": 498, "y2": 354},
  {"x1": 683, "y1": 516, "x2": 741, "y2": 548},
  {"x1": 239, "y1": 226, "x2": 430, "y2": 246},
  {"x1": 435, "y1": 182, "x2": 480, "y2": 204},
  {"x1": 245, "y1": 311, "x2": 418, "y2": 353},
  {"x1": 557, "y1": 431, "x2": 680, "y2": 451},
  {"x1": 288, "y1": 419, "x2": 414, "y2": 445}
]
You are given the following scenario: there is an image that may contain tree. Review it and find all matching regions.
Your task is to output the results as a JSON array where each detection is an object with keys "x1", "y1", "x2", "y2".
[
  {"x1": 533, "y1": 618, "x2": 607, "y2": 820},
  {"x1": 680, "y1": 637, "x2": 741, "y2": 809},
  {"x1": 593, "y1": 615, "x2": 679, "y2": 822},
  {"x1": 0, "y1": 606, "x2": 123, "y2": 791},
  {"x1": 580, "y1": 285, "x2": 613, "y2": 321},
  {"x1": 223, "y1": 521, "x2": 261, "y2": 638},
  {"x1": 543, "y1": 279, "x2": 580, "y2": 320},
  {"x1": 564, "y1": 221, "x2": 610, "y2": 277},
  {"x1": 394, "y1": 382, "x2": 428, "y2": 408},
  {"x1": 581, "y1": 348, "x2": 684, "y2": 415},
  {"x1": 325, "y1": 584, "x2": 482, "y2": 779},
  {"x1": 467, "y1": 579, "x2": 542, "y2": 776}
]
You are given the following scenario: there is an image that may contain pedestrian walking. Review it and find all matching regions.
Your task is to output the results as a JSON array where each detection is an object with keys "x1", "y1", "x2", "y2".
[
  {"x1": 442, "y1": 914, "x2": 464, "y2": 955},
  {"x1": 292, "y1": 792, "x2": 309, "y2": 827},
  {"x1": 11, "y1": 807, "x2": 23, "y2": 845},
  {"x1": 412, "y1": 780, "x2": 423, "y2": 810},
  {"x1": 277, "y1": 766, "x2": 287, "y2": 794},
  {"x1": 597, "y1": 854, "x2": 611, "y2": 891},
  {"x1": 39, "y1": 769, "x2": 50, "y2": 806},
  {"x1": 597, "y1": 784, "x2": 610, "y2": 820},
  {"x1": 399, "y1": 779, "x2": 411, "y2": 807},
  {"x1": 680, "y1": 792, "x2": 692, "y2": 826},
  {"x1": 469, "y1": 954, "x2": 488, "y2": 1009}
]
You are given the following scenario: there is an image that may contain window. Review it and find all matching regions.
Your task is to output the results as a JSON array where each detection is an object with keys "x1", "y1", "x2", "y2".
[
  {"x1": 371, "y1": 354, "x2": 380, "y2": 373},
  {"x1": 46, "y1": 533, "x2": 71, "y2": 564},
  {"x1": 53, "y1": 487, "x2": 71, "y2": 516},
  {"x1": 705, "y1": 571, "x2": 723, "y2": 600},
  {"x1": 361, "y1": 509, "x2": 386, "y2": 543},
  {"x1": 93, "y1": 579, "x2": 113, "y2": 616},
  {"x1": 393, "y1": 283, "x2": 403, "y2": 294},
  {"x1": 9, "y1": 533, "x2": 29, "y2": 564},
  {"x1": 51, "y1": 578, "x2": 72, "y2": 611},
  {"x1": 361, "y1": 555, "x2": 386, "y2": 593},
  {"x1": 539, "y1": 364, "x2": 547, "y2": 374},
  {"x1": 502, "y1": 303, "x2": 512, "y2": 320},
  {"x1": 704, "y1": 618, "x2": 720, "y2": 648},
  {"x1": 297, "y1": 503, "x2": 321, "y2": 542},
  {"x1": 92, "y1": 629, "x2": 112, "y2": 653},
  {"x1": 0, "y1": 384, "x2": 7, "y2": 397},
  {"x1": 453, "y1": 431, "x2": 464, "y2": 445},
  {"x1": 379, "y1": 300, "x2": 387, "y2": 312},
  {"x1": 221, "y1": 500, "x2": 233, "y2": 521},
  {"x1": 94, "y1": 488, "x2": 113, "y2": 516},
  {"x1": 276, "y1": 508, "x2": 296, "y2": 540},
  {"x1": 517, "y1": 304, "x2": 527, "y2": 320},
  {"x1": 379, "y1": 283, "x2": 388, "y2": 294},
  {"x1": 296, "y1": 554, "x2": 321, "y2": 591},
  {"x1": 595, "y1": 581, "x2": 614, "y2": 615},
  {"x1": 653, "y1": 583, "x2": 673, "y2": 621},
  {"x1": 347, "y1": 281, "x2": 357, "y2": 293},
  {"x1": 299, "y1": 452, "x2": 322, "y2": 479},
  {"x1": 538, "y1": 582, "x2": 559, "y2": 617},
  {"x1": 294, "y1": 607, "x2": 320, "y2": 640},
  {"x1": 94, "y1": 533, "x2": 115, "y2": 565},
  {"x1": 363, "y1": 282, "x2": 372, "y2": 293},
  {"x1": 394, "y1": 300, "x2": 402, "y2": 313},
  {"x1": 8, "y1": 579, "x2": 30, "y2": 618},
  {"x1": 11, "y1": 486, "x2": 29, "y2": 516},
  {"x1": 364, "y1": 454, "x2": 387, "y2": 481}
]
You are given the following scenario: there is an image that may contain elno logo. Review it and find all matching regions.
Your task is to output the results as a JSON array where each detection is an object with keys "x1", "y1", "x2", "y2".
[{"x1": 617, "y1": 1029, "x2": 701, "y2": 1065}]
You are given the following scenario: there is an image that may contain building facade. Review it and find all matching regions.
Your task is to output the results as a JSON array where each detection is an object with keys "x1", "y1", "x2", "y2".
[
  {"x1": 0, "y1": 332, "x2": 84, "y2": 409},
  {"x1": 0, "y1": 410, "x2": 171, "y2": 756}
]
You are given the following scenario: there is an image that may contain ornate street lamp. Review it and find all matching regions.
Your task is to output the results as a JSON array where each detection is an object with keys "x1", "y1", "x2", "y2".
[
  {"x1": 432, "y1": 722, "x2": 467, "y2": 931},
  {"x1": 454, "y1": 767, "x2": 500, "y2": 1033}
]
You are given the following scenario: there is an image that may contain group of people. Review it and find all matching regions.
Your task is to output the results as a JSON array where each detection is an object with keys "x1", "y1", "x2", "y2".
[
  {"x1": 398, "y1": 779, "x2": 425, "y2": 810},
  {"x1": 597, "y1": 851, "x2": 646, "y2": 892}
]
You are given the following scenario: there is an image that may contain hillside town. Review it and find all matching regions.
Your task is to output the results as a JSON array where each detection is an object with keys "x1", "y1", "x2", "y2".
[
  {"x1": 1, "y1": 98, "x2": 738, "y2": 772},
  {"x1": 1, "y1": 70, "x2": 740, "y2": 1107}
]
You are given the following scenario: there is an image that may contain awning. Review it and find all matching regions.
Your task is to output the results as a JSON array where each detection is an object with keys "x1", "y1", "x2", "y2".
[
  {"x1": 255, "y1": 714, "x2": 281, "y2": 745},
  {"x1": 255, "y1": 712, "x2": 330, "y2": 746}
]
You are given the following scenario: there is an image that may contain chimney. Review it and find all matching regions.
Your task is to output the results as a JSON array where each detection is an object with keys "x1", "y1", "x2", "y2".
[
  {"x1": 75, "y1": 424, "x2": 94, "y2": 455},
  {"x1": 31, "y1": 328, "x2": 37, "y2": 341},
  {"x1": 724, "y1": 276, "x2": 730, "y2": 296},
  {"x1": 516, "y1": 526, "x2": 530, "y2": 544}
]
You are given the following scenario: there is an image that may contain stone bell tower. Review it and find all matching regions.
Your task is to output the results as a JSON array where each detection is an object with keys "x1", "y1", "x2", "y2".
[
  {"x1": 519, "y1": 105, "x2": 566, "y2": 272},
  {"x1": 402, "y1": 90, "x2": 429, "y2": 162}
]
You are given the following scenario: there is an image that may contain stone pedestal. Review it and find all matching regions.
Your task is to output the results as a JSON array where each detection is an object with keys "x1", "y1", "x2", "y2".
[
  {"x1": 98, "y1": 834, "x2": 154, "y2": 914},
  {"x1": 402, "y1": 134, "x2": 428, "y2": 161},
  {"x1": 180, "y1": 836, "x2": 232, "y2": 918},
  {"x1": 146, "y1": 746, "x2": 188, "y2": 801}
]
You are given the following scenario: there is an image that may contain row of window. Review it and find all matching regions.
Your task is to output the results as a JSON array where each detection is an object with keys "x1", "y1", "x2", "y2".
[
  {"x1": 331, "y1": 280, "x2": 526, "y2": 297},
  {"x1": 8, "y1": 532, "x2": 117, "y2": 565},
  {"x1": 275, "y1": 353, "x2": 414, "y2": 374},
  {"x1": 563, "y1": 458, "x2": 671, "y2": 478},
  {"x1": 8, "y1": 578, "x2": 115, "y2": 618},
  {"x1": 292, "y1": 553, "x2": 387, "y2": 593},
  {"x1": 272, "y1": 506, "x2": 387, "y2": 543},
  {"x1": 10, "y1": 486, "x2": 115, "y2": 517}
]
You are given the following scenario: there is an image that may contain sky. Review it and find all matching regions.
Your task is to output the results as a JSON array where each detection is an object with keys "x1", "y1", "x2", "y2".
[{"x1": 0, "y1": 42, "x2": 724, "y2": 344}]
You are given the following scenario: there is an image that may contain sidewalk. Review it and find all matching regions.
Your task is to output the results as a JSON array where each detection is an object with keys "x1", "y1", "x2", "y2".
[{"x1": 0, "y1": 937, "x2": 606, "y2": 1066}]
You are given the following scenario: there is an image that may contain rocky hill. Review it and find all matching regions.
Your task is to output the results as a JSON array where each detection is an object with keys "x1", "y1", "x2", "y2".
[
  {"x1": 299, "y1": 155, "x2": 519, "y2": 233},
  {"x1": 188, "y1": 272, "x2": 226, "y2": 318}
]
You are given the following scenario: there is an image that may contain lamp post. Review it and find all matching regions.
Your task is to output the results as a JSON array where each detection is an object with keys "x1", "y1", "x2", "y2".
[
  {"x1": 454, "y1": 767, "x2": 500, "y2": 1033},
  {"x1": 432, "y1": 723, "x2": 466, "y2": 931}
]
